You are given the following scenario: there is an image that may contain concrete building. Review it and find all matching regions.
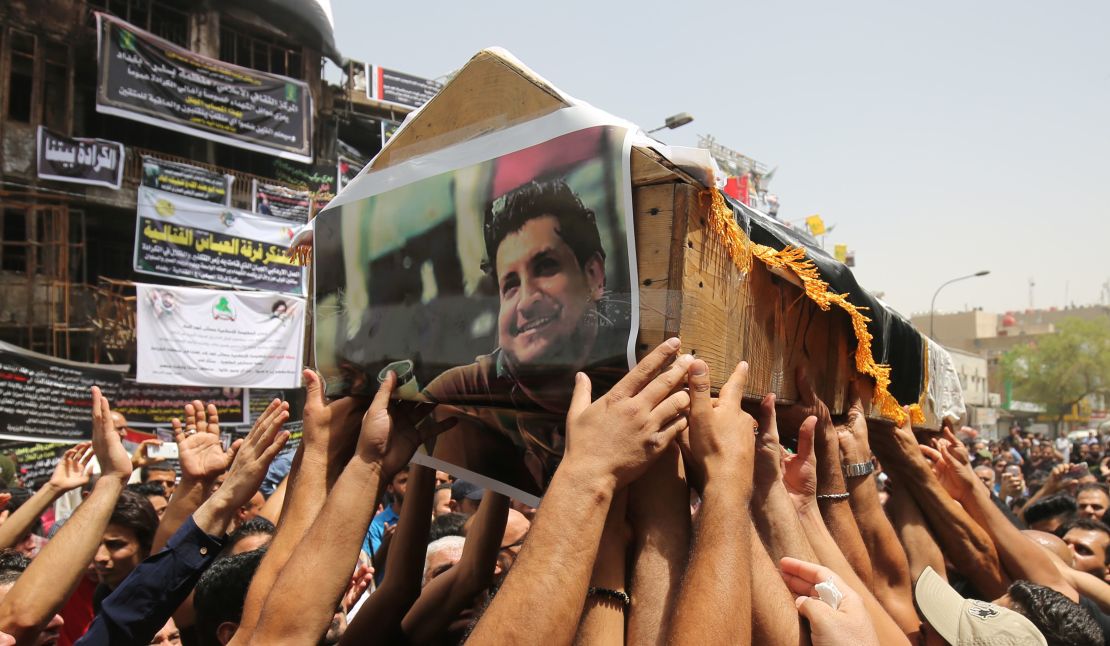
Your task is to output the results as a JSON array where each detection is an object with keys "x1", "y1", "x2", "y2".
[{"x1": 0, "y1": 0, "x2": 409, "y2": 363}]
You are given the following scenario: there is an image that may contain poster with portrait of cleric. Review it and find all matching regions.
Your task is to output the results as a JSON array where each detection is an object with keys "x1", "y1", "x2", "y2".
[{"x1": 313, "y1": 123, "x2": 636, "y2": 505}]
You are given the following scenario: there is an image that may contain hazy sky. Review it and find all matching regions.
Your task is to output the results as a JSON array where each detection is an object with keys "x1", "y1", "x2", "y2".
[{"x1": 330, "y1": 0, "x2": 1110, "y2": 317}]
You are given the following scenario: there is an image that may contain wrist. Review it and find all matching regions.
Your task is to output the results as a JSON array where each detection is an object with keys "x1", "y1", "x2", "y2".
[
  {"x1": 42, "y1": 481, "x2": 67, "y2": 498},
  {"x1": 557, "y1": 460, "x2": 617, "y2": 505}
]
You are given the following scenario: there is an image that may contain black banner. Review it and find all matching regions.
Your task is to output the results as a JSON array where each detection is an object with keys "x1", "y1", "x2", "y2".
[
  {"x1": 95, "y1": 13, "x2": 313, "y2": 162},
  {"x1": 271, "y1": 159, "x2": 336, "y2": 203},
  {"x1": 0, "y1": 441, "x2": 71, "y2": 490},
  {"x1": 337, "y1": 155, "x2": 367, "y2": 193},
  {"x1": 142, "y1": 157, "x2": 232, "y2": 205},
  {"x1": 36, "y1": 126, "x2": 124, "y2": 189},
  {"x1": 0, "y1": 341, "x2": 125, "y2": 443},
  {"x1": 252, "y1": 180, "x2": 311, "y2": 223},
  {"x1": 115, "y1": 381, "x2": 248, "y2": 427},
  {"x1": 369, "y1": 65, "x2": 442, "y2": 109}
]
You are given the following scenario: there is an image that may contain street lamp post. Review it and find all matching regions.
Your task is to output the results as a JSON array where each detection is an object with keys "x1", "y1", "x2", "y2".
[
  {"x1": 929, "y1": 270, "x2": 991, "y2": 339},
  {"x1": 646, "y1": 112, "x2": 694, "y2": 134}
]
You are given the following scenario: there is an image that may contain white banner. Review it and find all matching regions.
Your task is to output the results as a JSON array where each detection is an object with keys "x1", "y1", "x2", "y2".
[{"x1": 136, "y1": 283, "x2": 305, "y2": 388}]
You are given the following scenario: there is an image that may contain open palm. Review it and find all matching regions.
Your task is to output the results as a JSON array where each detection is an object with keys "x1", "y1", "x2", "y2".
[{"x1": 173, "y1": 401, "x2": 234, "y2": 481}]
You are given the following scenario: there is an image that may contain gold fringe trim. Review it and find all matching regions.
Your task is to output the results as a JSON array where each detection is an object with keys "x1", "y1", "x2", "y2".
[
  {"x1": 288, "y1": 244, "x2": 313, "y2": 267},
  {"x1": 702, "y1": 189, "x2": 924, "y2": 426}
]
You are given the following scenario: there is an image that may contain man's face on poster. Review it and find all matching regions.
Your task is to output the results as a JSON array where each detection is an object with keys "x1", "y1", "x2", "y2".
[{"x1": 495, "y1": 215, "x2": 604, "y2": 369}]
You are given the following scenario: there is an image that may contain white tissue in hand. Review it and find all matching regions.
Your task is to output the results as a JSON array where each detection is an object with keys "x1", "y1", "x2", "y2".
[{"x1": 814, "y1": 578, "x2": 843, "y2": 610}]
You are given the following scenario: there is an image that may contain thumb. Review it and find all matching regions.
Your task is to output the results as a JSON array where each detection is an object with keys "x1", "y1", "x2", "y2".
[
  {"x1": 569, "y1": 372, "x2": 593, "y2": 419},
  {"x1": 795, "y1": 595, "x2": 836, "y2": 625},
  {"x1": 688, "y1": 359, "x2": 712, "y2": 419},
  {"x1": 304, "y1": 369, "x2": 324, "y2": 407},
  {"x1": 796, "y1": 416, "x2": 816, "y2": 465}
]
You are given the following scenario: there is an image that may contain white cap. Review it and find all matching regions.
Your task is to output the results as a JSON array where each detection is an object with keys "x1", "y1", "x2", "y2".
[{"x1": 915, "y1": 567, "x2": 1047, "y2": 646}]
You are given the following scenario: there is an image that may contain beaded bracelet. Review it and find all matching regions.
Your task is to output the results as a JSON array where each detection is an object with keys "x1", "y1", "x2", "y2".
[
  {"x1": 816, "y1": 492, "x2": 851, "y2": 501},
  {"x1": 588, "y1": 587, "x2": 631, "y2": 607}
]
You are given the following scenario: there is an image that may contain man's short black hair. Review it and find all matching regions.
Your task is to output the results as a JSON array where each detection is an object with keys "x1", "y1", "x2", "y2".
[
  {"x1": 1076, "y1": 483, "x2": 1110, "y2": 498},
  {"x1": 127, "y1": 482, "x2": 168, "y2": 498},
  {"x1": 0, "y1": 549, "x2": 29, "y2": 586},
  {"x1": 225, "y1": 517, "x2": 275, "y2": 554},
  {"x1": 195, "y1": 547, "x2": 267, "y2": 646},
  {"x1": 1025, "y1": 493, "x2": 1077, "y2": 527},
  {"x1": 1059, "y1": 516, "x2": 1110, "y2": 563},
  {"x1": 141, "y1": 464, "x2": 176, "y2": 481},
  {"x1": 429, "y1": 513, "x2": 468, "y2": 543},
  {"x1": 109, "y1": 489, "x2": 159, "y2": 557},
  {"x1": 1007, "y1": 580, "x2": 1103, "y2": 646},
  {"x1": 483, "y1": 178, "x2": 605, "y2": 277}
]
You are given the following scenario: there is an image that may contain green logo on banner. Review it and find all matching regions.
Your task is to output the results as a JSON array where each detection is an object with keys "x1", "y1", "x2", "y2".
[
  {"x1": 284, "y1": 83, "x2": 299, "y2": 102},
  {"x1": 119, "y1": 29, "x2": 136, "y2": 51},
  {"x1": 212, "y1": 297, "x2": 237, "y2": 322}
]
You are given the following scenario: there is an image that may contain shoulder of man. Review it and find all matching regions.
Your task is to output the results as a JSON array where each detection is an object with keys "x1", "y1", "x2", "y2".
[{"x1": 422, "y1": 353, "x2": 501, "y2": 402}]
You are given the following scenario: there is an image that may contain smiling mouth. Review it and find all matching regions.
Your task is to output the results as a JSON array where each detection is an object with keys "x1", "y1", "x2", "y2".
[{"x1": 515, "y1": 314, "x2": 557, "y2": 335}]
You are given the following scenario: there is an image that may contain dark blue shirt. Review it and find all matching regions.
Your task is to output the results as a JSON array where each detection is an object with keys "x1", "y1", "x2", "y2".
[{"x1": 75, "y1": 516, "x2": 223, "y2": 645}]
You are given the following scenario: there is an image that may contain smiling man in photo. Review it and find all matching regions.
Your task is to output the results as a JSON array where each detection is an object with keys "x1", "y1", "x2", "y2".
[{"x1": 421, "y1": 177, "x2": 630, "y2": 495}]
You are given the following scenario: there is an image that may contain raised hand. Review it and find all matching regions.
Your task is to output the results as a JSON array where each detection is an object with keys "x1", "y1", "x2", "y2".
[
  {"x1": 172, "y1": 399, "x2": 245, "y2": 482},
  {"x1": 302, "y1": 370, "x2": 371, "y2": 471},
  {"x1": 215, "y1": 403, "x2": 290, "y2": 508},
  {"x1": 754, "y1": 393, "x2": 786, "y2": 492},
  {"x1": 48, "y1": 442, "x2": 93, "y2": 493},
  {"x1": 131, "y1": 438, "x2": 165, "y2": 469},
  {"x1": 357, "y1": 372, "x2": 455, "y2": 477},
  {"x1": 685, "y1": 359, "x2": 756, "y2": 487},
  {"x1": 563, "y1": 339, "x2": 693, "y2": 489},
  {"x1": 779, "y1": 557, "x2": 880, "y2": 646},
  {"x1": 783, "y1": 417, "x2": 819, "y2": 509},
  {"x1": 90, "y1": 386, "x2": 133, "y2": 482}
]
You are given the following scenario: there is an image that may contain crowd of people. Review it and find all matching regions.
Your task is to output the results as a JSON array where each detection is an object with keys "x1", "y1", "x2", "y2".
[{"x1": 0, "y1": 339, "x2": 1107, "y2": 645}]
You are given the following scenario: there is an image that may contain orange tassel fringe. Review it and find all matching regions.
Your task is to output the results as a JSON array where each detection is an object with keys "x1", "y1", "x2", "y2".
[{"x1": 703, "y1": 188, "x2": 924, "y2": 426}]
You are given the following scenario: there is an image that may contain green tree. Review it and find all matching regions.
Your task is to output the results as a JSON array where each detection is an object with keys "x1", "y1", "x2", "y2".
[{"x1": 1001, "y1": 317, "x2": 1110, "y2": 434}]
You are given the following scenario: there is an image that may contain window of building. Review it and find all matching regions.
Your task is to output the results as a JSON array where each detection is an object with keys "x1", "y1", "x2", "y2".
[
  {"x1": 7, "y1": 30, "x2": 35, "y2": 122},
  {"x1": 86, "y1": 0, "x2": 190, "y2": 46},
  {"x1": 218, "y1": 23, "x2": 303, "y2": 79},
  {"x1": 1, "y1": 210, "x2": 29, "y2": 273},
  {"x1": 43, "y1": 43, "x2": 69, "y2": 132}
]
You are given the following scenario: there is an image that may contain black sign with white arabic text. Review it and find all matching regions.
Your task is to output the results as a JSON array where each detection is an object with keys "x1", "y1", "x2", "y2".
[
  {"x1": 95, "y1": 13, "x2": 312, "y2": 162},
  {"x1": 36, "y1": 126, "x2": 124, "y2": 189},
  {"x1": 252, "y1": 180, "x2": 311, "y2": 223},
  {"x1": 115, "y1": 381, "x2": 248, "y2": 427},
  {"x1": 142, "y1": 157, "x2": 232, "y2": 205},
  {"x1": 369, "y1": 65, "x2": 442, "y2": 109},
  {"x1": 0, "y1": 341, "x2": 125, "y2": 443}
]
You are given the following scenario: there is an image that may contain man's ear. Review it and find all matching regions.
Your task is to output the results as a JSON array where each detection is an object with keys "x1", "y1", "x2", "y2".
[
  {"x1": 217, "y1": 621, "x2": 239, "y2": 645},
  {"x1": 448, "y1": 499, "x2": 459, "y2": 513},
  {"x1": 584, "y1": 253, "x2": 605, "y2": 300}
]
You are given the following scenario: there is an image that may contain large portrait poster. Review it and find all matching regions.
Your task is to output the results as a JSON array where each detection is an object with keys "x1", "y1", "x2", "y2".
[
  {"x1": 314, "y1": 121, "x2": 636, "y2": 503},
  {"x1": 0, "y1": 341, "x2": 126, "y2": 443},
  {"x1": 95, "y1": 13, "x2": 312, "y2": 162},
  {"x1": 134, "y1": 186, "x2": 305, "y2": 294},
  {"x1": 136, "y1": 284, "x2": 306, "y2": 388}
]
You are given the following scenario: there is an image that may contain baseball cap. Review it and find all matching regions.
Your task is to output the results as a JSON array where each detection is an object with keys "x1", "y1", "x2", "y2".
[
  {"x1": 914, "y1": 567, "x2": 1046, "y2": 646},
  {"x1": 451, "y1": 480, "x2": 484, "y2": 502}
]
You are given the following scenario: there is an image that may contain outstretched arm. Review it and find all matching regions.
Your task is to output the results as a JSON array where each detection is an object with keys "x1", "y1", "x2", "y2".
[
  {"x1": 234, "y1": 370, "x2": 368, "y2": 640},
  {"x1": 573, "y1": 489, "x2": 628, "y2": 646},
  {"x1": 666, "y1": 359, "x2": 755, "y2": 645},
  {"x1": 0, "y1": 442, "x2": 92, "y2": 549},
  {"x1": 241, "y1": 374, "x2": 420, "y2": 646},
  {"x1": 467, "y1": 340, "x2": 693, "y2": 646},
  {"x1": 0, "y1": 388, "x2": 132, "y2": 642},
  {"x1": 870, "y1": 412, "x2": 1008, "y2": 600},
  {"x1": 626, "y1": 445, "x2": 689, "y2": 645},
  {"x1": 400, "y1": 487, "x2": 507, "y2": 643},
  {"x1": 837, "y1": 400, "x2": 917, "y2": 636},
  {"x1": 78, "y1": 404, "x2": 290, "y2": 646},
  {"x1": 928, "y1": 430, "x2": 1077, "y2": 601}
]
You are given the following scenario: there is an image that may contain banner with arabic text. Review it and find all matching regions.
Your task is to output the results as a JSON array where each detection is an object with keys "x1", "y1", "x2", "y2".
[
  {"x1": 95, "y1": 13, "x2": 312, "y2": 162},
  {"x1": 0, "y1": 341, "x2": 126, "y2": 443},
  {"x1": 36, "y1": 126, "x2": 124, "y2": 189},
  {"x1": 136, "y1": 284, "x2": 305, "y2": 388},
  {"x1": 134, "y1": 186, "x2": 304, "y2": 294},
  {"x1": 142, "y1": 157, "x2": 232, "y2": 206},
  {"x1": 251, "y1": 180, "x2": 311, "y2": 223},
  {"x1": 115, "y1": 380, "x2": 248, "y2": 427}
]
